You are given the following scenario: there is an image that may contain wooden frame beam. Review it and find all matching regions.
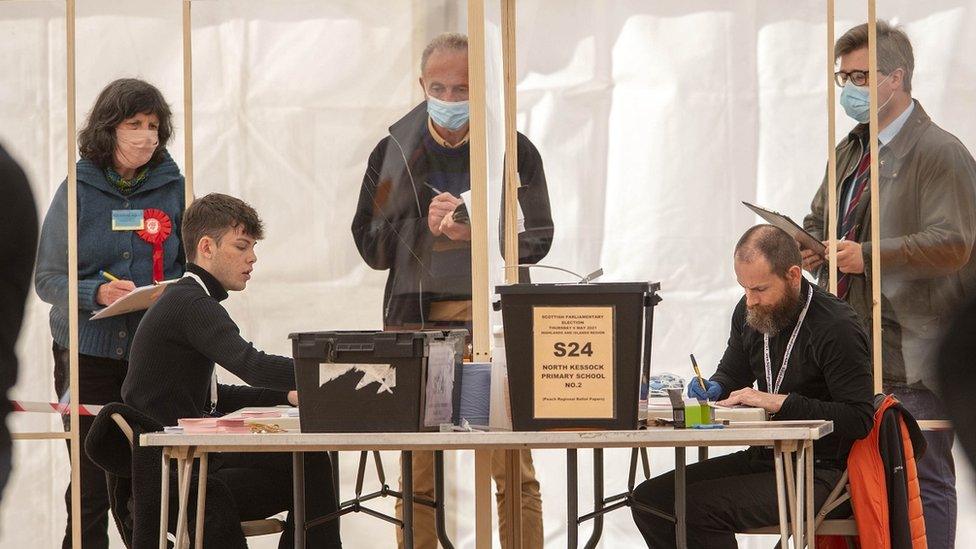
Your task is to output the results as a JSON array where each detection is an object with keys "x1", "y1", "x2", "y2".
[
  {"x1": 65, "y1": 0, "x2": 82, "y2": 546},
  {"x1": 467, "y1": 0, "x2": 490, "y2": 364},
  {"x1": 182, "y1": 0, "x2": 194, "y2": 206},
  {"x1": 826, "y1": 0, "x2": 839, "y2": 295},
  {"x1": 867, "y1": 2, "x2": 883, "y2": 394},
  {"x1": 502, "y1": 0, "x2": 519, "y2": 285}
]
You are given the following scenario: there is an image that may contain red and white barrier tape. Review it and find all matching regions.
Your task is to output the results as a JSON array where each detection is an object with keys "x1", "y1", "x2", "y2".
[{"x1": 11, "y1": 400, "x2": 103, "y2": 417}]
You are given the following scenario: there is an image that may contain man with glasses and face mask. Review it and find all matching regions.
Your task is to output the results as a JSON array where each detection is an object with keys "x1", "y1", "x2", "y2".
[
  {"x1": 630, "y1": 225, "x2": 874, "y2": 548},
  {"x1": 352, "y1": 32, "x2": 553, "y2": 549},
  {"x1": 802, "y1": 21, "x2": 976, "y2": 548}
]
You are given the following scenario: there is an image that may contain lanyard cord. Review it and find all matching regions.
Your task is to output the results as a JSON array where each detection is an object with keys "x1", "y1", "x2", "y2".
[{"x1": 764, "y1": 285, "x2": 814, "y2": 395}]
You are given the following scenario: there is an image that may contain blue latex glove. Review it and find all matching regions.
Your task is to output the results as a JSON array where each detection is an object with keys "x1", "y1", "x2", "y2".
[{"x1": 687, "y1": 379, "x2": 723, "y2": 401}]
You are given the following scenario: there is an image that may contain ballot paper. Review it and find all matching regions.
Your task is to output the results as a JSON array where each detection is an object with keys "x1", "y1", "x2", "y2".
[
  {"x1": 742, "y1": 201, "x2": 826, "y2": 256},
  {"x1": 646, "y1": 397, "x2": 767, "y2": 422},
  {"x1": 709, "y1": 402, "x2": 768, "y2": 422},
  {"x1": 90, "y1": 279, "x2": 177, "y2": 320},
  {"x1": 424, "y1": 341, "x2": 457, "y2": 427}
]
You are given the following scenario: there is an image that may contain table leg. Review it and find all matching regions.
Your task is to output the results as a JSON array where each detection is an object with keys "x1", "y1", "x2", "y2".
[
  {"x1": 583, "y1": 449, "x2": 604, "y2": 549},
  {"x1": 159, "y1": 450, "x2": 170, "y2": 549},
  {"x1": 194, "y1": 452, "x2": 208, "y2": 548},
  {"x1": 773, "y1": 445, "x2": 789, "y2": 548},
  {"x1": 785, "y1": 449, "x2": 797, "y2": 541},
  {"x1": 641, "y1": 447, "x2": 650, "y2": 479},
  {"x1": 475, "y1": 450, "x2": 492, "y2": 549},
  {"x1": 674, "y1": 447, "x2": 686, "y2": 549},
  {"x1": 806, "y1": 441, "x2": 815, "y2": 548},
  {"x1": 794, "y1": 445, "x2": 804, "y2": 547},
  {"x1": 567, "y1": 449, "x2": 578, "y2": 549},
  {"x1": 174, "y1": 447, "x2": 195, "y2": 549},
  {"x1": 506, "y1": 449, "x2": 523, "y2": 549},
  {"x1": 697, "y1": 446, "x2": 708, "y2": 462},
  {"x1": 293, "y1": 451, "x2": 306, "y2": 549},
  {"x1": 402, "y1": 451, "x2": 414, "y2": 549},
  {"x1": 433, "y1": 450, "x2": 455, "y2": 549},
  {"x1": 330, "y1": 451, "x2": 340, "y2": 499}
]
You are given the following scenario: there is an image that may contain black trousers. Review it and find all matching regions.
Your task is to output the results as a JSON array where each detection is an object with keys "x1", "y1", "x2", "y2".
[
  {"x1": 53, "y1": 343, "x2": 126, "y2": 549},
  {"x1": 210, "y1": 451, "x2": 342, "y2": 548},
  {"x1": 631, "y1": 447, "x2": 843, "y2": 548}
]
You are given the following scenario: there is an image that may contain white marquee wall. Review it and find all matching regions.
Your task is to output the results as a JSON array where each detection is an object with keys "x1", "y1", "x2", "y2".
[{"x1": 1, "y1": 1, "x2": 973, "y2": 546}]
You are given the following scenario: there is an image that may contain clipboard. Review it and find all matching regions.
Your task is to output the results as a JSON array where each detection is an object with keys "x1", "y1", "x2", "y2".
[
  {"x1": 742, "y1": 201, "x2": 826, "y2": 256},
  {"x1": 90, "y1": 279, "x2": 178, "y2": 320}
]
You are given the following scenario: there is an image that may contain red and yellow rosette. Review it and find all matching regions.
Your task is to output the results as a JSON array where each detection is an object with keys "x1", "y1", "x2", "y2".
[{"x1": 137, "y1": 208, "x2": 172, "y2": 282}]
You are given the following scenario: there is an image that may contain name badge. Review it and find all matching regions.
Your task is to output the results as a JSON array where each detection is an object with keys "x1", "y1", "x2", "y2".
[{"x1": 112, "y1": 209, "x2": 145, "y2": 231}]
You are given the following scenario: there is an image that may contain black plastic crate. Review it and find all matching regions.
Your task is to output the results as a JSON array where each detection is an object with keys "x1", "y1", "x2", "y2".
[
  {"x1": 494, "y1": 282, "x2": 660, "y2": 431},
  {"x1": 290, "y1": 330, "x2": 466, "y2": 432}
]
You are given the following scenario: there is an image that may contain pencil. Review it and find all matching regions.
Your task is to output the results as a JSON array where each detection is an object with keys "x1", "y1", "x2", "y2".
[
  {"x1": 690, "y1": 353, "x2": 707, "y2": 395},
  {"x1": 100, "y1": 270, "x2": 120, "y2": 282},
  {"x1": 424, "y1": 182, "x2": 444, "y2": 194}
]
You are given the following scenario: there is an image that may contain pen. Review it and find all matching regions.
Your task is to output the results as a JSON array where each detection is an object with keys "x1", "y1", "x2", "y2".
[
  {"x1": 100, "y1": 270, "x2": 120, "y2": 282},
  {"x1": 689, "y1": 353, "x2": 707, "y2": 395},
  {"x1": 423, "y1": 182, "x2": 444, "y2": 194}
]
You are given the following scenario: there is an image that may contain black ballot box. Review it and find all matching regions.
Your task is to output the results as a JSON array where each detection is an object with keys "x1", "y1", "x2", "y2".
[
  {"x1": 290, "y1": 330, "x2": 466, "y2": 432},
  {"x1": 494, "y1": 282, "x2": 661, "y2": 431}
]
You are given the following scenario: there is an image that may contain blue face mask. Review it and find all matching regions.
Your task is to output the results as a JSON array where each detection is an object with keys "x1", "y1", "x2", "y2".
[
  {"x1": 427, "y1": 96, "x2": 470, "y2": 130},
  {"x1": 839, "y1": 73, "x2": 893, "y2": 124}
]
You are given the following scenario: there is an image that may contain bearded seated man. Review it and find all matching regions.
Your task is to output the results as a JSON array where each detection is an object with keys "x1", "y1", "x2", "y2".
[{"x1": 631, "y1": 224, "x2": 874, "y2": 548}]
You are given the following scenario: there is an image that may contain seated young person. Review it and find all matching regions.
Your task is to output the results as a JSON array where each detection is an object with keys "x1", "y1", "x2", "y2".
[
  {"x1": 122, "y1": 193, "x2": 340, "y2": 548},
  {"x1": 631, "y1": 225, "x2": 874, "y2": 548}
]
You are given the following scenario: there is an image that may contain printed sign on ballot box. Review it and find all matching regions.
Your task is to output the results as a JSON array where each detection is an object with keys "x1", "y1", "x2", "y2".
[{"x1": 532, "y1": 306, "x2": 615, "y2": 419}]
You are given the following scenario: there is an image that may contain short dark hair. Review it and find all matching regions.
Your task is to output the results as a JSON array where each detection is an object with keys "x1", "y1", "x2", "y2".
[
  {"x1": 734, "y1": 225, "x2": 801, "y2": 277},
  {"x1": 182, "y1": 193, "x2": 264, "y2": 262},
  {"x1": 78, "y1": 78, "x2": 174, "y2": 169},
  {"x1": 835, "y1": 20, "x2": 914, "y2": 92}
]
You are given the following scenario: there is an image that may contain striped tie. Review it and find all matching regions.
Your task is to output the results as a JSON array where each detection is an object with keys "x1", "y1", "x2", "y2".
[{"x1": 837, "y1": 148, "x2": 871, "y2": 299}]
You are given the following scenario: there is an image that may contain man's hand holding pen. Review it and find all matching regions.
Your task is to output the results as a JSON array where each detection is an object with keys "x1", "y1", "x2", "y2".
[
  {"x1": 427, "y1": 191, "x2": 471, "y2": 241},
  {"x1": 428, "y1": 191, "x2": 460, "y2": 236}
]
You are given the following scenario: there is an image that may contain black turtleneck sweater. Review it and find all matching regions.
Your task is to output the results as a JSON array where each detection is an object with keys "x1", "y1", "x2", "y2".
[
  {"x1": 710, "y1": 279, "x2": 874, "y2": 463},
  {"x1": 122, "y1": 263, "x2": 292, "y2": 427}
]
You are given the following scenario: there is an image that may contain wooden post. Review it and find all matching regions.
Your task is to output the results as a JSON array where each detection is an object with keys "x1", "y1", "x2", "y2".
[
  {"x1": 65, "y1": 1, "x2": 82, "y2": 547},
  {"x1": 467, "y1": 5, "x2": 493, "y2": 548},
  {"x1": 474, "y1": 450, "x2": 493, "y2": 549},
  {"x1": 867, "y1": 2, "x2": 883, "y2": 394},
  {"x1": 499, "y1": 3, "x2": 524, "y2": 549},
  {"x1": 466, "y1": 0, "x2": 490, "y2": 364},
  {"x1": 182, "y1": 0, "x2": 194, "y2": 205},
  {"x1": 501, "y1": 0, "x2": 519, "y2": 286},
  {"x1": 826, "y1": 0, "x2": 839, "y2": 295}
]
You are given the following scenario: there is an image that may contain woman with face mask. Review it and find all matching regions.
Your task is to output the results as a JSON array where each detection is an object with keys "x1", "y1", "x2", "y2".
[{"x1": 34, "y1": 78, "x2": 185, "y2": 549}]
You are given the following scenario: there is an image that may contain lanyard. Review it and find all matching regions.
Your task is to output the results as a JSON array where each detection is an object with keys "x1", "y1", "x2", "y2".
[
  {"x1": 183, "y1": 272, "x2": 219, "y2": 415},
  {"x1": 763, "y1": 285, "x2": 813, "y2": 395}
]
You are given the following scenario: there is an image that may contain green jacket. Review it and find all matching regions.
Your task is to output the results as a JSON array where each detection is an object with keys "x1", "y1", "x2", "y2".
[{"x1": 804, "y1": 100, "x2": 976, "y2": 390}]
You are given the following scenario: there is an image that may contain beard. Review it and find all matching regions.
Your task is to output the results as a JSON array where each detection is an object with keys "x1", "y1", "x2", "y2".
[{"x1": 746, "y1": 287, "x2": 802, "y2": 335}]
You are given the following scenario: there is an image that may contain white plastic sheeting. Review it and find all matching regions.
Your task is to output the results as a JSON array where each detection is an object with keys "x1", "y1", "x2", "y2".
[{"x1": 2, "y1": 1, "x2": 975, "y2": 547}]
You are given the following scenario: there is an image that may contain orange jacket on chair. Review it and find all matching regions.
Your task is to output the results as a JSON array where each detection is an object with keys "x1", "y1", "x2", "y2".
[{"x1": 842, "y1": 393, "x2": 927, "y2": 549}]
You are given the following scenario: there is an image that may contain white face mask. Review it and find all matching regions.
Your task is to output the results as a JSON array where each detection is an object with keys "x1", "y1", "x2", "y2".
[
  {"x1": 114, "y1": 128, "x2": 159, "y2": 171},
  {"x1": 839, "y1": 72, "x2": 894, "y2": 124},
  {"x1": 426, "y1": 96, "x2": 470, "y2": 130}
]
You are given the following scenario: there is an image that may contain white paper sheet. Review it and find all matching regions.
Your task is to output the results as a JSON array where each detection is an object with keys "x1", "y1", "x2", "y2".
[{"x1": 423, "y1": 341, "x2": 456, "y2": 427}]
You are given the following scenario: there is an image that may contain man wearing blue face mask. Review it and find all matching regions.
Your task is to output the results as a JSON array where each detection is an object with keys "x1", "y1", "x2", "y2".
[
  {"x1": 803, "y1": 21, "x2": 976, "y2": 549},
  {"x1": 352, "y1": 32, "x2": 552, "y2": 549}
]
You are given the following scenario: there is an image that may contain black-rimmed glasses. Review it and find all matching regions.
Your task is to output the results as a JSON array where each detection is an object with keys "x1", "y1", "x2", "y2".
[{"x1": 834, "y1": 70, "x2": 872, "y2": 87}]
